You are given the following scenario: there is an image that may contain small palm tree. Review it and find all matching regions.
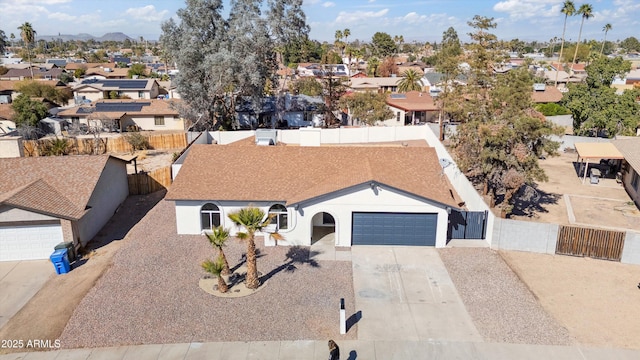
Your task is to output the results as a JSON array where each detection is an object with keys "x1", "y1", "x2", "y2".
[
  {"x1": 570, "y1": 3, "x2": 594, "y2": 74},
  {"x1": 204, "y1": 226, "x2": 231, "y2": 275},
  {"x1": 18, "y1": 22, "x2": 36, "y2": 79},
  {"x1": 555, "y1": 0, "x2": 576, "y2": 86},
  {"x1": 201, "y1": 257, "x2": 229, "y2": 293},
  {"x1": 600, "y1": 23, "x2": 612, "y2": 56},
  {"x1": 228, "y1": 207, "x2": 273, "y2": 289},
  {"x1": 397, "y1": 69, "x2": 422, "y2": 92}
]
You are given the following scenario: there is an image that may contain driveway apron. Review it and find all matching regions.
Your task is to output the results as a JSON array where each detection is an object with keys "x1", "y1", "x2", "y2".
[{"x1": 351, "y1": 246, "x2": 482, "y2": 342}]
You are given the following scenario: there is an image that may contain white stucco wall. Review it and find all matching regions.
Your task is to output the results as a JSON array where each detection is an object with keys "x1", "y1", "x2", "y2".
[
  {"x1": 120, "y1": 115, "x2": 184, "y2": 131},
  {"x1": 0, "y1": 136, "x2": 24, "y2": 158},
  {"x1": 76, "y1": 157, "x2": 129, "y2": 245},
  {"x1": 174, "y1": 184, "x2": 449, "y2": 247}
]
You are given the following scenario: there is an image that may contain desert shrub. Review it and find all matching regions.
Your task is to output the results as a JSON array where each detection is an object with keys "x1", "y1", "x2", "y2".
[
  {"x1": 535, "y1": 103, "x2": 571, "y2": 116},
  {"x1": 123, "y1": 132, "x2": 150, "y2": 153}
]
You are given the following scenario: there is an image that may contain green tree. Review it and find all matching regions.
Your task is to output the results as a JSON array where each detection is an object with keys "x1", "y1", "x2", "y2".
[
  {"x1": 555, "y1": 1, "x2": 576, "y2": 86},
  {"x1": 12, "y1": 94, "x2": 48, "y2": 127},
  {"x1": 74, "y1": 66, "x2": 86, "y2": 79},
  {"x1": 321, "y1": 68, "x2": 347, "y2": 126},
  {"x1": 397, "y1": 69, "x2": 422, "y2": 92},
  {"x1": 0, "y1": 29, "x2": 7, "y2": 54},
  {"x1": 228, "y1": 207, "x2": 274, "y2": 290},
  {"x1": 561, "y1": 44, "x2": 590, "y2": 63},
  {"x1": 570, "y1": 3, "x2": 593, "y2": 72},
  {"x1": 620, "y1": 37, "x2": 640, "y2": 53},
  {"x1": 16, "y1": 81, "x2": 72, "y2": 105},
  {"x1": 40, "y1": 137, "x2": 71, "y2": 156},
  {"x1": 435, "y1": 26, "x2": 463, "y2": 140},
  {"x1": 338, "y1": 91, "x2": 393, "y2": 126},
  {"x1": 600, "y1": 23, "x2": 612, "y2": 56},
  {"x1": 204, "y1": 226, "x2": 231, "y2": 276},
  {"x1": 127, "y1": 63, "x2": 147, "y2": 78},
  {"x1": 371, "y1": 32, "x2": 396, "y2": 58},
  {"x1": 18, "y1": 22, "x2": 36, "y2": 78},
  {"x1": 291, "y1": 77, "x2": 322, "y2": 96},
  {"x1": 563, "y1": 56, "x2": 638, "y2": 137},
  {"x1": 201, "y1": 256, "x2": 229, "y2": 293}
]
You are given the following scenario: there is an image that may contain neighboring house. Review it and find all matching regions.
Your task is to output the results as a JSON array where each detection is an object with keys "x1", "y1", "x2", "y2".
[
  {"x1": 236, "y1": 94, "x2": 324, "y2": 129},
  {"x1": 0, "y1": 155, "x2": 129, "y2": 261},
  {"x1": 0, "y1": 67, "x2": 65, "y2": 81},
  {"x1": 542, "y1": 70, "x2": 584, "y2": 88},
  {"x1": 65, "y1": 62, "x2": 115, "y2": 72},
  {"x1": 531, "y1": 84, "x2": 563, "y2": 103},
  {"x1": 397, "y1": 61, "x2": 427, "y2": 76},
  {"x1": 166, "y1": 144, "x2": 462, "y2": 248},
  {"x1": 612, "y1": 138, "x2": 640, "y2": 207},
  {"x1": 0, "y1": 79, "x2": 68, "y2": 103},
  {"x1": 84, "y1": 67, "x2": 130, "y2": 80},
  {"x1": 72, "y1": 78, "x2": 161, "y2": 103},
  {"x1": 57, "y1": 98, "x2": 183, "y2": 131},
  {"x1": 385, "y1": 91, "x2": 439, "y2": 126},
  {"x1": 296, "y1": 63, "x2": 349, "y2": 77},
  {"x1": 349, "y1": 77, "x2": 403, "y2": 93}
]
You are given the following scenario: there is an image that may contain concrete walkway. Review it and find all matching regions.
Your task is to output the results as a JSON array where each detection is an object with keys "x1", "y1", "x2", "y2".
[
  {"x1": 0, "y1": 260, "x2": 53, "y2": 329},
  {"x1": 2, "y1": 340, "x2": 639, "y2": 359}
]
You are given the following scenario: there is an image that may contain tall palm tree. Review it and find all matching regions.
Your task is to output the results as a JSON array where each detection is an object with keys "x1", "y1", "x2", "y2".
[
  {"x1": 555, "y1": 0, "x2": 576, "y2": 87},
  {"x1": 228, "y1": 207, "x2": 274, "y2": 289},
  {"x1": 570, "y1": 3, "x2": 594, "y2": 74},
  {"x1": 397, "y1": 69, "x2": 422, "y2": 92},
  {"x1": 343, "y1": 28, "x2": 351, "y2": 68},
  {"x1": 204, "y1": 226, "x2": 231, "y2": 275},
  {"x1": 18, "y1": 22, "x2": 36, "y2": 79},
  {"x1": 202, "y1": 257, "x2": 229, "y2": 293},
  {"x1": 600, "y1": 23, "x2": 612, "y2": 55}
]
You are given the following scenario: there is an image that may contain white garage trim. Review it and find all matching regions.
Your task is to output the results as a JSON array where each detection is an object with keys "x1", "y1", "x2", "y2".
[{"x1": 0, "y1": 222, "x2": 63, "y2": 261}]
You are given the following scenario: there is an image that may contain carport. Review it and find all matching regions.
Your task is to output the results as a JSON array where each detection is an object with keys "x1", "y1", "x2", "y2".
[{"x1": 574, "y1": 143, "x2": 625, "y2": 184}]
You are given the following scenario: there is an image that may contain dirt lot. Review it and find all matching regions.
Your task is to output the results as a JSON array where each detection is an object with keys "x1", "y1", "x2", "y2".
[
  {"x1": 510, "y1": 152, "x2": 640, "y2": 231},
  {"x1": 501, "y1": 250, "x2": 640, "y2": 349}
]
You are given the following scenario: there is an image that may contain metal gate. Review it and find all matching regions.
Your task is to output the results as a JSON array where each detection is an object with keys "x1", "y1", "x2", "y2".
[
  {"x1": 556, "y1": 225, "x2": 625, "y2": 261},
  {"x1": 447, "y1": 210, "x2": 488, "y2": 240}
]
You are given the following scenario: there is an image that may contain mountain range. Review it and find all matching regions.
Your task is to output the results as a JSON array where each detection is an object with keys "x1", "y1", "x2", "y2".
[{"x1": 37, "y1": 32, "x2": 135, "y2": 42}]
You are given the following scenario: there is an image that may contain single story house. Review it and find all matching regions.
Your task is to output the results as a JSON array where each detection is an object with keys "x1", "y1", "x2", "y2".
[
  {"x1": 612, "y1": 138, "x2": 640, "y2": 207},
  {"x1": 166, "y1": 144, "x2": 462, "y2": 248},
  {"x1": 0, "y1": 67, "x2": 65, "y2": 81},
  {"x1": 0, "y1": 155, "x2": 129, "y2": 261},
  {"x1": 349, "y1": 77, "x2": 403, "y2": 93},
  {"x1": 72, "y1": 78, "x2": 161, "y2": 103},
  {"x1": 57, "y1": 98, "x2": 183, "y2": 132},
  {"x1": 531, "y1": 84, "x2": 563, "y2": 103},
  {"x1": 385, "y1": 91, "x2": 439, "y2": 126},
  {"x1": 84, "y1": 67, "x2": 130, "y2": 80}
]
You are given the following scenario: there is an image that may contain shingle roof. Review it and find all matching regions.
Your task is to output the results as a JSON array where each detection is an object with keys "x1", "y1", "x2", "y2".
[
  {"x1": 531, "y1": 85, "x2": 563, "y2": 103},
  {"x1": 386, "y1": 91, "x2": 438, "y2": 111},
  {"x1": 612, "y1": 138, "x2": 640, "y2": 173},
  {"x1": 166, "y1": 144, "x2": 461, "y2": 208},
  {"x1": 0, "y1": 155, "x2": 113, "y2": 220}
]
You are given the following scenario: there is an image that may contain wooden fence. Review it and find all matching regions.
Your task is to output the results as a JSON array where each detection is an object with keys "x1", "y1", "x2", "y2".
[
  {"x1": 555, "y1": 225, "x2": 625, "y2": 261},
  {"x1": 128, "y1": 166, "x2": 173, "y2": 195},
  {"x1": 22, "y1": 133, "x2": 187, "y2": 156}
]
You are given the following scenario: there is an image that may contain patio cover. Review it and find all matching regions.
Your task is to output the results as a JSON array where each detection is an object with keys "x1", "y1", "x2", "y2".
[{"x1": 574, "y1": 142, "x2": 624, "y2": 183}]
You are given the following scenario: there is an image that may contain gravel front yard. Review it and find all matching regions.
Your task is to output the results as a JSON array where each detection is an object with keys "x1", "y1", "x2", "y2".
[
  {"x1": 59, "y1": 199, "x2": 356, "y2": 348},
  {"x1": 438, "y1": 247, "x2": 574, "y2": 346}
]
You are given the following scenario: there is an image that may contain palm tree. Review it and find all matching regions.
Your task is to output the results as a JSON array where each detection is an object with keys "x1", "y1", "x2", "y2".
[
  {"x1": 555, "y1": 0, "x2": 576, "y2": 87},
  {"x1": 343, "y1": 28, "x2": 351, "y2": 68},
  {"x1": 201, "y1": 257, "x2": 229, "y2": 293},
  {"x1": 600, "y1": 23, "x2": 612, "y2": 55},
  {"x1": 228, "y1": 207, "x2": 274, "y2": 289},
  {"x1": 570, "y1": 3, "x2": 594, "y2": 74},
  {"x1": 397, "y1": 69, "x2": 422, "y2": 92},
  {"x1": 18, "y1": 22, "x2": 36, "y2": 79},
  {"x1": 204, "y1": 226, "x2": 231, "y2": 275}
]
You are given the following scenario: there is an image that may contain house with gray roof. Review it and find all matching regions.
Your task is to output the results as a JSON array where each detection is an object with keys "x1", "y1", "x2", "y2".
[
  {"x1": 0, "y1": 155, "x2": 129, "y2": 261},
  {"x1": 72, "y1": 78, "x2": 161, "y2": 103}
]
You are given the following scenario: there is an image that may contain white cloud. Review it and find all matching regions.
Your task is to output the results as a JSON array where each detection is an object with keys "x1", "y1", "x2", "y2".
[
  {"x1": 48, "y1": 12, "x2": 76, "y2": 22},
  {"x1": 493, "y1": 0, "x2": 561, "y2": 20},
  {"x1": 322, "y1": 2, "x2": 335, "y2": 8},
  {"x1": 124, "y1": 5, "x2": 169, "y2": 22},
  {"x1": 334, "y1": 9, "x2": 389, "y2": 24}
]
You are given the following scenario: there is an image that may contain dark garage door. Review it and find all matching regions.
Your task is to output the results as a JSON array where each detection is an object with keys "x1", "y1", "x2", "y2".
[{"x1": 351, "y1": 212, "x2": 438, "y2": 246}]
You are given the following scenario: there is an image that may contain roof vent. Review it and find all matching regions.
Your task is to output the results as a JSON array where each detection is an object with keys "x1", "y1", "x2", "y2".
[
  {"x1": 255, "y1": 128, "x2": 277, "y2": 146},
  {"x1": 533, "y1": 83, "x2": 545, "y2": 91}
]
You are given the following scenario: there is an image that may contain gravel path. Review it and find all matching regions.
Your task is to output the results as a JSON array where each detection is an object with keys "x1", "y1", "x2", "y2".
[
  {"x1": 60, "y1": 199, "x2": 356, "y2": 348},
  {"x1": 438, "y1": 247, "x2": 574, "y2": 345}
]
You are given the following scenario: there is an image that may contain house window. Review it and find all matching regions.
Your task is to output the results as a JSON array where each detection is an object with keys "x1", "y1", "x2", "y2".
[
  {"x1": 632, "y1": 170, "x2": 639, "y2": 192},
  {"x1": 201, "y1": 203, "x2": 221, "y2": 230},
  {"x1": 138, "y1": 91, "x2": 144, "y2": 98},
  {"x1": 268, "y1": 204, "x2": 288, "y2": 230},
  {"x1": 396, "y1": 112, "x2": 401, "y2": 122},
  {"x1": 154, "y1": 116, "x2": 165, "y2": 126}
]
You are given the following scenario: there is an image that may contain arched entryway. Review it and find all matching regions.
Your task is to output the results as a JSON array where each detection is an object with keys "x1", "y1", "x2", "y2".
[{"x1": 310, "y1": 211, "x2": 336, "y2": 246}]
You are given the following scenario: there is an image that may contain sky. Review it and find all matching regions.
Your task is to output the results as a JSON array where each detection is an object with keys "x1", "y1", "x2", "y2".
[{"x1": 0, "y1": 0, "x2": 638, "y2": 44}]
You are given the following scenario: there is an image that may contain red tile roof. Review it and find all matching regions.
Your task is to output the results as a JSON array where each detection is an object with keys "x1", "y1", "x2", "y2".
[
  {"x1": 0, "y1": 155, "x2": 116, "y2": 220},
  {"x1": 166, "y1": 144, "x2": 461, "y2": 207}
]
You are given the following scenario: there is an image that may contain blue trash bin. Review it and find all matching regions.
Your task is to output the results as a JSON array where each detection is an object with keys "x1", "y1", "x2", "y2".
[{"x1": 50, "y1": 248, "x2": 70, "y2": 275}]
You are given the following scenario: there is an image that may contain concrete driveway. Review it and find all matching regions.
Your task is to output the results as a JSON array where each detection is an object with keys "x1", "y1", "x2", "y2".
[
  {"x1": 351, "y1": 246, "x2": 482, "y2": 342},
  {"x1": 0, "y1": 260, "x2": 53, "y2": 329}
]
